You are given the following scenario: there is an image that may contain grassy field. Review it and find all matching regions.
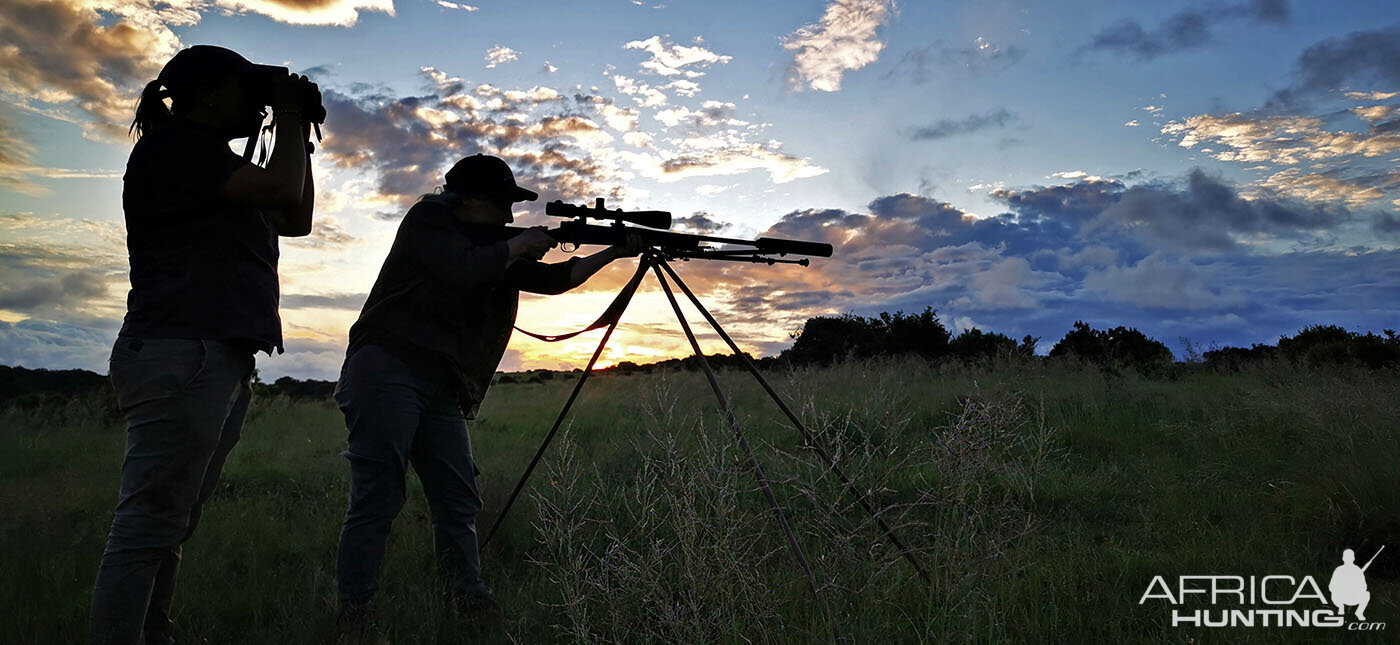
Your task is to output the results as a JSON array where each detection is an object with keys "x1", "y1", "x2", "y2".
[{"x1": 1, "y1": 358, "x2": 1397, "y2": 643}]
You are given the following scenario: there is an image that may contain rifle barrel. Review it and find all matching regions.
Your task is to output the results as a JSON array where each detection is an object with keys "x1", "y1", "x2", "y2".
[{"x1": 1361, "y1": 545, "x2": 1385, "y2": 572}]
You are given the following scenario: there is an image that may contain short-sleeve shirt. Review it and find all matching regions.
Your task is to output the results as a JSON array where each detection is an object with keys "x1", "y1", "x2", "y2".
[
  {"x1": 347, "y1": 197, "x2": 576, "y2": 416},
  {"x1": 119, "y1": 118, "x2": 283, "y2": 353}
]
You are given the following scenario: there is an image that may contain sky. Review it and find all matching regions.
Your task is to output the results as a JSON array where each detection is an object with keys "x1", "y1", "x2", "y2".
[{"x1": 0, "y1": 0, "x2": 1397, "y2": 380}]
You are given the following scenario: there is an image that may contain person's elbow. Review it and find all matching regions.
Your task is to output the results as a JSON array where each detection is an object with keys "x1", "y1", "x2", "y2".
[
  {"x1": 277, "y1": 219, "x2": 313, "y2": 237},
  {"x1": 269, "y1": 209, "x2": 314, "y2": 237}
]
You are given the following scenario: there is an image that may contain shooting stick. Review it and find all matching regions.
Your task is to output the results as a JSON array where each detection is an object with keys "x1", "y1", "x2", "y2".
[{"x1": 483, "y1": 252, "x2": 932, "y2": 642}]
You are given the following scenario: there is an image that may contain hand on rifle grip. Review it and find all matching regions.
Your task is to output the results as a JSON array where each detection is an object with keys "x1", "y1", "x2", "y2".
[{"x1": 509, "y1": 227, "x2": 556, "y2": 261}]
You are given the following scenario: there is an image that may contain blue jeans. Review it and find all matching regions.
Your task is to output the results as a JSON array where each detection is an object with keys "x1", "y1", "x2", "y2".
[
  {"x1": 334, "y1": 344, "x2": 486, "y2": 604},
  {"x1": 90, "y1": 338, "x2": 254, "y2": 645}
]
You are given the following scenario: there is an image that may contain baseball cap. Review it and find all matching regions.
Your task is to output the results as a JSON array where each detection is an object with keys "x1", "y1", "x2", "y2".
[
  {"x1": 157, "y1": 45, "x2": 285, "y2": 94},
  {"x1": 444, "y1": 154, "x2": 539, "y2": 203}
]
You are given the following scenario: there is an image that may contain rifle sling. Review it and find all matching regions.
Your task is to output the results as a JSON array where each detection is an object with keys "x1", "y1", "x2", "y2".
[{"x1": 513, "y1": 255, "x2": 649, "y2": 342}]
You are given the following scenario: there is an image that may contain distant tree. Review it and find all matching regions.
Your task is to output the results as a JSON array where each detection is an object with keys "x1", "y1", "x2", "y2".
[
  {"x1": 1049, "y1": 321, "x2": 1172, "y2": 370},
  {"x1": 266, "y1": 376, "x2": 336, "y2": 399},
  {"x1": 874, "y1": 308, "x2": 951, "y2": 359},
  {"x1": 0, "y1": 365, "x2": 107, "y2": 408},
  {"x1": 948, "y1": 328, "x2": 1018, "y2": 362},
  {"x1": 780, "y1": 314, "x2": 873, "y2": 366},
  {"x1": 1049, "y1": 321, "x2": 1104, "y2": 361},
  {"x1": 780, "y1": 307, "x2": 950, "y2": 365},
  {"x1": 1278, "y1": 325, "x2": 1400, "y2": 369},
  {"x1": 1203, "y1": 344, "x2": 1279, "y2": 372}
]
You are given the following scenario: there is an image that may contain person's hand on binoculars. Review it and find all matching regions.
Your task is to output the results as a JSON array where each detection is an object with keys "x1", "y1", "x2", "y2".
[
  {"x1": 508, "y1": 228, "x2": 557, "y2": 262},
  {"x1": 270, "y1": 73, "x2": 314, "y2": 116}
]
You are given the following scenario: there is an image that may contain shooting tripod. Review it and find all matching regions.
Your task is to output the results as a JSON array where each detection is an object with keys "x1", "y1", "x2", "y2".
[{"x1": 483, "y1": 252, "x2": 931, "y2": 642}]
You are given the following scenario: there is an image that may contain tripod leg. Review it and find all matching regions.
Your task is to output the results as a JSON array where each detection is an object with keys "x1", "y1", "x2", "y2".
[
  {"x1": 482, "y1": 257, "x2": 648, "y2": 548},
  {"x1": 657, "y1": 260, "x2": 932, "y2": 584},
  {"x1": 650, "y1": 262, "x2": 841, "y2": 644}
]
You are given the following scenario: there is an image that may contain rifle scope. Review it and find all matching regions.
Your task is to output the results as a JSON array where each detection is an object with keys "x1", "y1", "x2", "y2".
[{"x1": 545, "y1": 198, "x2": 671, "y2": 230}]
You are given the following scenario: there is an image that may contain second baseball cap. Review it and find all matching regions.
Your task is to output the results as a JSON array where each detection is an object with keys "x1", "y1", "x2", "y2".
[{"x1": 444, "y1": 154, "x2": 539, "y2": 202}]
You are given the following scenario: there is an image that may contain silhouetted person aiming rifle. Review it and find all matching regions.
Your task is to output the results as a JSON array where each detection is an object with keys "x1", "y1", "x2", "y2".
[
  {"x1": 91, "y1": 45, "x2": 321, "y2": 645},
  {"x1": 332, "y1": 154, "x2": 643, "y2": 642}
]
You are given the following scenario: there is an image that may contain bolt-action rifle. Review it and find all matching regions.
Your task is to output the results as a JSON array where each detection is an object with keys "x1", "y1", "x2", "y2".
[{"x1": 487, "y1": 198, "x2": 833, "y2": 265}]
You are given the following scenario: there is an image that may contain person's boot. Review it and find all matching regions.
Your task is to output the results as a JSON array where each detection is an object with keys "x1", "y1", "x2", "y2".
[{"x1": 335, "y1": 599, "x2": 377, "y2": 645}]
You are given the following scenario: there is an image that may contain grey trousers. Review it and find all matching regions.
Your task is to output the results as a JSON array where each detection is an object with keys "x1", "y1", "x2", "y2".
[
  {"x1": 90, "y1": 338, "x2": 254, "y2": 645},
  {"x1": 334, "y1": 344, "x2": 486, "y2": 604}
]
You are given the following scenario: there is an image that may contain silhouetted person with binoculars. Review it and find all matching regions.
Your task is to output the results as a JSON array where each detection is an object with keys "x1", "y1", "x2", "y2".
[{"x1": 91, "y1": 45, "x2": 320, "y2": 645}]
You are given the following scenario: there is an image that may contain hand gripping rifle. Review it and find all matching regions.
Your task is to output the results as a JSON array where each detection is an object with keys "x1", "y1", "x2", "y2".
[{"x1": 487, "y1": 198, "x2": 924, "y2": 645}]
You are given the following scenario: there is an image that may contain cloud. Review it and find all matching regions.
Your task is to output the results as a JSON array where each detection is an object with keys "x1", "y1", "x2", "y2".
[
  {"x1": 884, "y1": 36, "x2": 1025, "y2": 83},
  {"x1": 782, "y1": 0, "x2": 895, "y2": 92},
  {"x1": 1261, "y1": 167, "x2": 1393, "y2": 207},
  {"x1": 0, "y1": 271, "x2": 107, "y2": 310},
  {"x1": 727, "y1": 173, "x2": 1395, "y2": 362},
  {"x1": 1092, "y1": 168, "x2": 1348, "y2": 252},
  {"x1": 0, "y1": 0, "x2": 186, "y2": 137},
  {"x1": 1345, "y1": 91, "x2": 1399, "y2": 101},
  {"x1": 280, "y1": 291, "x2": 368, "y2": 311},
  {"x1": 284, "y1": 214, "x2": 359, "y2": 249},
  {"x1": 318, "y1": 68, "x2": 827, "y2": 210},
  {"x1": 1373, "y1": 212, "x2": 1400, "y2": 234},
  {"x1": 623, "y1": 36, "x2": 731, "y2": 78},
  {"x1": 0, "y1": 218, "x2": 128, "y2": 294},
  {"x1": 673, "y1": 212, "x2": 726, "y2": 234},
  {"x1": 1272, "y1": 25, "x2": 1400, "y2": 104},
  {"x1": 612, "y1": 75, "x2": 669, "y2": 108},
  {"x1": 211, "y1": 0, "x2": 394, "y2": 27},
  {"x1": 909, "y1": 108, "x2": 1016, "y2": 141},
  {"x1": 651, "y1": 144, "x2": 828, "y2": 184},
  {"x1": 0, "y1": 111, "x2": 41, "y2": 194},
  {"x1": 1161, "y1": 108, "x2": 1400, "y2": 209},
  {"x1": 1351, "y1": 104, "x2": 1397, "y2": 123},
  {"x1": 485, "y1": 45, "x2": 519, "y2": 69},
  {"x1": 1081, "y1": 251, "x2": 1239, "y2": 310},
  {"x1": 1080, "y1": 0, "x2": 1288, "y2": 62},
  {"x1": 1162, "y1": 112, "x2": 1400, "y2": 164},
  {"x1": 0, "y1": 0, "x2": 388, "y2": 155},
  {"x1": 990, "y1": 177, "x2": 1126, "y2": 226},
  {"x1": 318, "y1": 76, "x2": 617, "y2": 205},
  {"x1": 436, "y1": 1, "x2": 478, "y2": 10},
  {"x1": 693, "y1": 183, "x2": 735, "y2": 197},
  {"x1": 0, "y1": 318, "x2": 116, "y2": 372},
  {"x1": 254, "y1": 335, "x2": 352, "y2": 381}
]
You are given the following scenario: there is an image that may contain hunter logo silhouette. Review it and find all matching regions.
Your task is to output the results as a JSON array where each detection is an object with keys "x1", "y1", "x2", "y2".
[{"x1": 1330, "y1": 546, "x2": 1383, "y2": 621}]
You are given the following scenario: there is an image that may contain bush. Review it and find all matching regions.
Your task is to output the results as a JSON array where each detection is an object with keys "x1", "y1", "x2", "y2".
[
  {"x1": 948, "y1": 328, "x2": 1019, "y2": 362},
  {"x1": 1048, "y1": 321, "x2": 1172, "y2": 371},
  {"x1": 780, "y1": 308, "x2": 950, "y2": 365},
  {"x1": 1278, "y1": 325, "x2": 1400, "y2": 369},
  {"x1": 1202, "y1": 344, "x2": 1278, "y2": 372}
]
